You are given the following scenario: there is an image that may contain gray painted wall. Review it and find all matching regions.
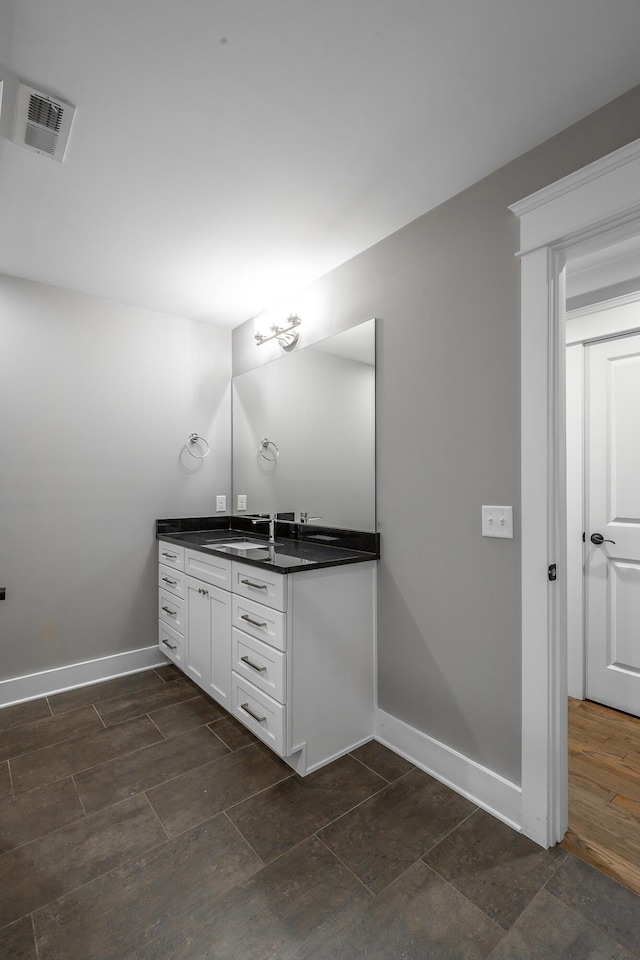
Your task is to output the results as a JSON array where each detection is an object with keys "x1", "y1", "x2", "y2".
[
  {"x1": 234, "y1": 84, "x2": 640, "y2": 785},
  {"x1": 0, "y1": 275, "x2": 231, "y2": 681}
]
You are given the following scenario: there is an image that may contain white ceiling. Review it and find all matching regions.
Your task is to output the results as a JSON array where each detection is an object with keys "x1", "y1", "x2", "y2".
[{"x1": 1, "y1": 1, "x2": 640, "y2": 329}]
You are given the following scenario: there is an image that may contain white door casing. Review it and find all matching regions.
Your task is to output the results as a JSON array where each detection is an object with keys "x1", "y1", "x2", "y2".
[
  {"x1": 585, "y1": 333, "x2": 640, "y2": 715},
  {"x1": 511, "y1": 136, "x2": 640, "y2": 848}
]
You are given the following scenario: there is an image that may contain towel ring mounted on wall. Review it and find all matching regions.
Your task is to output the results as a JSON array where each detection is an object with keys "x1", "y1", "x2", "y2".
[
  {"x1": 186, "y1": 433, "x2": 210, "y2": 459},
  {"x1": 259, "y1": 437, "x2": 279, "y2": 462}
]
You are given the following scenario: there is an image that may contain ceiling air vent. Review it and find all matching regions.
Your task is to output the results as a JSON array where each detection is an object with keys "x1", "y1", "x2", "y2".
[{"x1": 14, "y1": 83, "x2": 75, "y2": 162}]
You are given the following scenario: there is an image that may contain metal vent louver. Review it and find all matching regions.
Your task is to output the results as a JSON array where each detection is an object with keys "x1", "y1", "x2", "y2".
[{"x1": 14, "y1": 83, "x2": 75, "y2": 161}]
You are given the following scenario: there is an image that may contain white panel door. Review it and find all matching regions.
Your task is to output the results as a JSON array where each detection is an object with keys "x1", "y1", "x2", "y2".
[{"x1": 586, "y1": 333, "x2": 640, "y2": 715}]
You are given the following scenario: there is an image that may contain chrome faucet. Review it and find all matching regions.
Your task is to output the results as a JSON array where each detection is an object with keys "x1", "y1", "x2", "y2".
[{"x1": 250, "y1": 513, "x2": 276, "y2": 544}]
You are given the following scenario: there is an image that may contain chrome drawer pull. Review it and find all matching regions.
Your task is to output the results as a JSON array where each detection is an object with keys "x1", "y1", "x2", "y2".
[
  {"x1": 241, "y1": 655, "x2": 267, "y2": 673},
  {"x1": 162, "y1": 639, "x2": 177, "y2": 651},
  {"x1": 240, "y1": 579, "x2": 268, "y2": 590},
  {"x1": 240, "y1": 614, "x2": 267, "y2": 629},
  {"x1": 162, "y1": 577, "x2": 178, "y2": 586},
  {"x1": 161, "y1": 605, "x2": 177, "y2": 616},
  {"x1": 161, "y1": 552, "x2": 177, "y2": 559},
  {"x1": 240, "y1": 702, "x2": 267, "y2": 724}
]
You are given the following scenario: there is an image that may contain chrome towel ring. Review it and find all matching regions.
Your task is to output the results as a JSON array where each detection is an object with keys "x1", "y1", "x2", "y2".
[
  {"x1": 187, "y1": 433, "x2": 210, "y2": 459},
  {"x1": 259, "y1": 437, "x2": 279, "y2": 461}
]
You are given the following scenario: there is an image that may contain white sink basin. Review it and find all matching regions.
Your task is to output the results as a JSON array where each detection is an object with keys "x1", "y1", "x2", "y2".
[{"x1": 204, "y1": 540, "x2": 269, "y2": 550}]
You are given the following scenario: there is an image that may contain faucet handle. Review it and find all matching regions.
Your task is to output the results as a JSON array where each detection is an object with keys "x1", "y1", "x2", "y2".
[{"x1": 300, "y1": 511, "x2": 322, "y2": 524}]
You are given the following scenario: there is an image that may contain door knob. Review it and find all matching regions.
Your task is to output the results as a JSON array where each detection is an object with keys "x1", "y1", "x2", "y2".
[{"x1": 590, "y1": 533, "x2": 616, "y2": 545}]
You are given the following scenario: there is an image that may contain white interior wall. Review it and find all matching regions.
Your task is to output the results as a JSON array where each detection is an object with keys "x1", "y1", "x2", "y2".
[{"x1": 0, "y1": 274, "x2": 231, "y2": 685}]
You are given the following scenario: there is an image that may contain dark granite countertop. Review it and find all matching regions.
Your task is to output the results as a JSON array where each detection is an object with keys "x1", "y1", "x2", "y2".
[{"x1": 156, "y1": 516, "x2": 380, "y2": 574}]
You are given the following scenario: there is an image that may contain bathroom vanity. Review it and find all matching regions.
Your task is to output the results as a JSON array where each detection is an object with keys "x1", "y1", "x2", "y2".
[{"x1": 157, "y1": 518, "x2": 379, "y2": 776}]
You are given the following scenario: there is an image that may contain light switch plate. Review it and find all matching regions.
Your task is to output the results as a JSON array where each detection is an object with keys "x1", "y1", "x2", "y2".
[
  {"x1": 482, "y1": 505, "x2": 513, "y2": 539},
  {"x1": 216, "y1": 495, "x2": 226, "y2": 512},
  {"x1": 237, "y1": 494, "x2": 247, "y2": 511}
]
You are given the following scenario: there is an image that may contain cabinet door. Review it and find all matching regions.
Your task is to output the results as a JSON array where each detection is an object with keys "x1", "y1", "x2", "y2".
[{"x1": 185, "y1": 578, "x2": 231, "y2": 708}]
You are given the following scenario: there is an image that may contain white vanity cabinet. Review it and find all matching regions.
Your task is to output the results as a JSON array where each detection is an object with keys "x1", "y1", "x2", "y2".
[
  {"x1": 229, "y1": 558, "x2": 376, "y2": 776},
  {"x1": 158, "y1": 544, "x2": 186, "y2": 667},
  {"x1": 157, "y1": 542, "x2": 232, "y2": 707},
  {"x1": 230, "y1": 561, "x2": 289, "y2": 755},
  {"x1": 157, "y1": 540, "x2": 376, "y2": 776}
]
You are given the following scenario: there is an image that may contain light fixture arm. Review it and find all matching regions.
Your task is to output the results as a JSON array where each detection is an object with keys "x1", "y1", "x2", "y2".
[{"x1": 254, "y1": 314, "x2": 301, "y2": 347}]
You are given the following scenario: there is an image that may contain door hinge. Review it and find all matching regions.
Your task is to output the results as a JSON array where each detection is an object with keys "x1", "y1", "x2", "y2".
[{"x1": 548, "y1": 563, "x2": 557, "y2": 582}]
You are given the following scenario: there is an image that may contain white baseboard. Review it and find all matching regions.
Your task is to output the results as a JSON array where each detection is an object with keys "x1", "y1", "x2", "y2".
[
  {"x1": 0, "y1": 646, "x2": 166, "y2": 707},
  {"x1": 375, "y1": 709, "x2": 522, "y2": 832}
]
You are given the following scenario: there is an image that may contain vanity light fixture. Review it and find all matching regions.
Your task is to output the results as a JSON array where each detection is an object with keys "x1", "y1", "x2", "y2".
[{"x1": 254, "y1": 314, "x2": 301, "y2": 348}]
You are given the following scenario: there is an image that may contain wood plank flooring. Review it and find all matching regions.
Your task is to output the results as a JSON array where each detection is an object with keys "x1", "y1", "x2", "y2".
[{"x1": 563, "y1": 696, "x2": 640, "y2": 895}]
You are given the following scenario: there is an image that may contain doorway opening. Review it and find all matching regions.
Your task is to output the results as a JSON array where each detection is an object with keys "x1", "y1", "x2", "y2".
[
  {"x1": 563, "y1": 260, "x2": 640, "y2": 891},
  {"x1": 511, "y1": 135, "x2": 640, "y2": 850}
]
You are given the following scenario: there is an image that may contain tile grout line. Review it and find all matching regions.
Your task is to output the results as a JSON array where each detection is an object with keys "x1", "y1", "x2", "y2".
[
  {"x1": 295, "y1": 763, "x2": 436, "y2": 843},
  {"x1": 347, "y1": 749, "x2": 414, "y2": 784},
  {"x1": 30, "y1": 912, "x2": 42, "y2": 960},
  {"x1": 307, "y1": 781, "x2": 393, "y2": 836},
  {"x1": 0, "y1": 712, "x2": 103, "y2": 767},
  {"x1": 45, "y1": 673, "x2": 174, "y2": 717},
  {"x1": 420, "y1": 805, "x2": 480, "y2": 861},
  {"x1": 76, "y1": 735, "x2": 237, "y2": 818},
  {"x1": 14, "y1": 802, "x2": 182, "y2": 929},
  {"x1": 347, "y1": 750, "x2": 394, "y2": 782},
  {"x1": 89, "y1": 680, "x2": 201, "y2": 728},
  {"x1": 8, "y1": 703, "x2": 228, "y2": 798},
  {"x1": 140, "y1": 790, "x2": 171, "y2": 842},
  {"x1": 8, "y1": 720, "x2": 167, "y2": 797},
  {"x1": 0, "y1": 791, "x2": 147, "y2": 861},
  {"x1": 222, "y1": 810, "x2": 267, "y2": 866},
  {"x1": 71, "y1": 773, "x2": 89, "y2": 820},
  {"x1": 419, "y1": 859, "x2": 510, "y2": 938},
  {"x1": 516, "y1": 884, "x2": 640, "y2": 953},
  {"x1": 6, "y1": 757, "x2": 15, "y2": 799},
  {"x1": 92, "y1": 702, "x2": 107, "y2": 729},
  {"x1": 222, "y1": 758, "x2": 476, "y2": 882},
  {"x1": 22, "y1": 717, "x2": 268, "y2": 824},
  {"x1": 146, "y1": 713, "x2": 167, "y2": 739},
  {"x1": 313, "y1": 833, "x2": 377, "y2": 896},
  {"x1": 205, "y1": 724, "x2": 241, "y2": 753}
]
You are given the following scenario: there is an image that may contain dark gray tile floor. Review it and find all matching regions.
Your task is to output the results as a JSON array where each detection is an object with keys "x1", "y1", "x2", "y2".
[{"x1": 2, "y1": 666, "x2": 640, "y2": 959}]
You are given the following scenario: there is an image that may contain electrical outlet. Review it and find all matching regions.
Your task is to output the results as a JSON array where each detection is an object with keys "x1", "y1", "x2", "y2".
[
  {"x1": 481, "y1": 505, "x2": 513, "y2": 539},
  {"x1": 237, "y1": 494, "x2": 247, "y2": 511},
  {"x1": 216, "y1": 495, "x2": 226, "y2": 512}
]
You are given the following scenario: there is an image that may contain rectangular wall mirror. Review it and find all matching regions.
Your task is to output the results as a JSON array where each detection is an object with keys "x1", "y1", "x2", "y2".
[{"x1": 232, "y1": 318, "x2": 376, "y2": 531}]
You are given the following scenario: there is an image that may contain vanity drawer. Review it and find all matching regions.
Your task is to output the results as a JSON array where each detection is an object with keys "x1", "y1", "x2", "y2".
[
  {"x1": 158, "y1": 541, "x2": 185, "y2": 571},
  {"x1": 159, "y1": 621, "x2": 184, "y2": 666},
  {"x1": 158, "y1": 588, "x2": 186, "y2": 634},
  {"x1": 232, "y1": 628, "x2": 286, "y2": 702},
  {"x1": 231, "y1": 595, "x2": 286, "y2": 652},
  {"x1": 185, "y1": 548, "x2": 231, "y2": 589},
  {"x1": 158, "y1": 564, "x2": 186, "y2": 599},
  {"x1": 232, "y1": 562, "x2": 287, "y2": 612},
  {"x1": 232, "y1": 675, "x2": 286, "y2": 755}
]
